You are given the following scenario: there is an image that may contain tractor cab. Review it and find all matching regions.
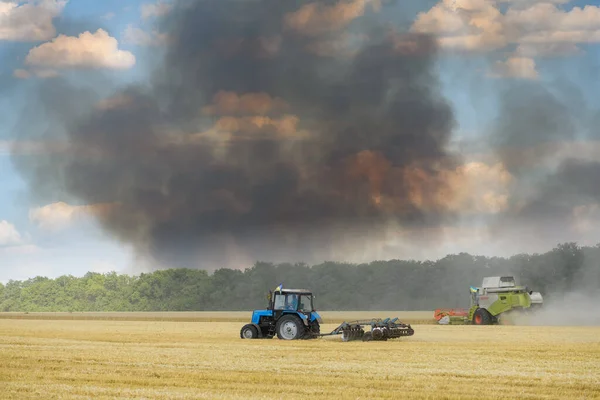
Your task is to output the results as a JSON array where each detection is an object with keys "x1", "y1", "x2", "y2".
[{"x1": 269, "y1": 289, "x2": 314, "y2": 314}]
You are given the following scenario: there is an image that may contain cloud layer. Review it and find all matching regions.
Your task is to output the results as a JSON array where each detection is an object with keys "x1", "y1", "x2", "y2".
[
  {"x1": 0, "y1": 0, "x2": 66, "y2": 42},
  {"x1": 411, "y1": 0, "x2": 600, "y2": 78}
]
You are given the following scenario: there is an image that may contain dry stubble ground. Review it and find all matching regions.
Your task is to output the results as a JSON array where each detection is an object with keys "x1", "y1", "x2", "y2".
[{"x1": 1, "y1": 312, "x2": 599, "y2": 399}]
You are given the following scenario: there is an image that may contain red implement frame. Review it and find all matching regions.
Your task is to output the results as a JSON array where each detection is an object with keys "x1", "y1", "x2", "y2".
[{"x1": 434, "y1": 308, "x2": 469, "y2": 321}]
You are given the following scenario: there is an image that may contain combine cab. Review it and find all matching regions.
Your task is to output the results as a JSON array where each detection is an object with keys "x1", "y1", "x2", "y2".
[
  {"x1": 241, "y1": 285, "x2": 415, "y2": 341},
  {"x1": 435, "y1": 276, "x2": 543, "y2": 325}
]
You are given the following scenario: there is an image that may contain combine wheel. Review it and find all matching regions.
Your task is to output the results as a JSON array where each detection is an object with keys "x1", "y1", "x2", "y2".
[
  {"x1": 472, "y1": 308, "x2": 493, "y2": 325},
  {"x1": 240, "y1": 324, "x2": 259, "y2": 339},
  {"x1": 276, "y1": 315, "x2": 305, "y2": 340}
]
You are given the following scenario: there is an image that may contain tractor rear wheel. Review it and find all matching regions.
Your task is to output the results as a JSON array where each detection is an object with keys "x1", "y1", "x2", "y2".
[
  {"x1": 305, "y1": 321, "x2": 320, "y2": 339},
  {"x1": 240, "y1": 324, "x2": 259, "y2": 339},
  {"x1": 276, "y1": 315, "x2": 305, "y2": 340},
  {"x1": 473, "y1": 308, "x2": 493, "y2": 325}
]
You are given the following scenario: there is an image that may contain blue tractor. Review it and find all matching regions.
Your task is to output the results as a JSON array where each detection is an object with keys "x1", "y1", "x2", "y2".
[{"x1": 240, "y1": 288, "x2": 322, "y2": 340}]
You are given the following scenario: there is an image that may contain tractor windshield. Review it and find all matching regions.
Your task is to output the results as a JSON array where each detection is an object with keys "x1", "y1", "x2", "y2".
[
  {"x1": 273, "y1": 293, "x2": 299, "y2": 311},
  {"x1": 298, "y1": 295, "x2": 313, "y2": 312},
  {"x1": 272, "y1": 293, "x2": 313, "y2": 312}
]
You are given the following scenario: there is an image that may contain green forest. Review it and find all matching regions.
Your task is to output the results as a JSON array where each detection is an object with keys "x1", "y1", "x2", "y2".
[{"x1": 1, "y1": 242, "x2": 599, "y2": 312}]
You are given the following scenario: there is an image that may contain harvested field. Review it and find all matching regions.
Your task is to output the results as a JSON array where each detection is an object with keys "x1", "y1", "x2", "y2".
[{"x1": 1, "y1": 315, "x2": 599, "y2": 399}]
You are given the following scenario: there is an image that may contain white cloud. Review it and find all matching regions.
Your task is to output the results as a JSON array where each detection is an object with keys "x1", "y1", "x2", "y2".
[
  {"x1": 0, "y1": 0, "x2": 66, "y2": 42},
  {"x1": 29, "y1": 202, "x2": 117, "y2": 231},
  {"x1": 140, "y1": 0, "x2": 172, "y2": 20},
  {"x1": 411, "y1": 0, "x2": 507, "y2": 52},
  {"x1": 13, "y1": 67, "x2": 58, "y2": 79},
  {"x1": 498, "y1": 0, "x2": 571, "y2": 6},
  {"x1": 24, "y1": 29, "x2": 136, "y2": 70},
  {"x1": 411, "y1": 0, "x2": 599, "y2": 79},
  {"x1": 488, "y1": 56, "x2": 539, "y2": 79},
  {"x1": 411, "y1": 1, "x2": 600, "y2": 56},
  {"x1": 515, "y1": 42, "x2": 583, "y2": 57},
  {"x1": 13, "y1": 68, "x2": 30, "y2": 79},
  {"x1": 0, "y1": 220, "x2": 22, "y2": 246},
  {"x1": 123, "y1": 24, "x2": 169, "y2": 46},
  {"x1": 284, "y1": 0, "x2": 381, "y2": 36}
]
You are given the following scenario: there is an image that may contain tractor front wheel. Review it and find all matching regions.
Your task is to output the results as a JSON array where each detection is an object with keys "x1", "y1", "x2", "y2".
[
  {"x1": 473, "y1": 308, "x2": 493, "y2": 325},
  {"x1": 276, "y1": 315, "x2": 305, "y2": 340},
  {"x1": 240, "y1": 324, "x2": 259, "y2": 339}
]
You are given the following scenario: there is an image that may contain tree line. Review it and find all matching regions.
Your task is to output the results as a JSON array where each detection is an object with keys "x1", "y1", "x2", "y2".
[{"x1": 1, "y1": 242, "x2": 598, "y2": 312}]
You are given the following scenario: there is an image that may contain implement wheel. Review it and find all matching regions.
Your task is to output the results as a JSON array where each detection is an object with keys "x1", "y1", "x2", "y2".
[
  {"x1": 240, "y1": 324, "x2": 259, "y2": 339},
  {"x1": 473, "y1": 308, "x2": 493, "y2": 325},
  {"x1": 276, "y1": 315, "x2": 305, "y2": 340}
]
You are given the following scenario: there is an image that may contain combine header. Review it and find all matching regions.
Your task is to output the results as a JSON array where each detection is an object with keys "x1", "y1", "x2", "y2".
[
  {"x1": 435, "y1": 276, "x2": 543, "y2": 325},
  {"x1": 240, "y1": 285, "x2": 414, "y2": 341}
]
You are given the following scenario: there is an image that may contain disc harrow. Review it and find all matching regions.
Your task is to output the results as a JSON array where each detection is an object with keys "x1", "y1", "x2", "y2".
[{"x1": 321, "y1": 317, "x2": 414, "y2": 342}]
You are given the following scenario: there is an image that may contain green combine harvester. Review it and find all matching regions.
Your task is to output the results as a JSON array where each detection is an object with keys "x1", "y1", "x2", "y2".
[{"x1": 434, "y1": 276, "x2": 544, "y2": 325}]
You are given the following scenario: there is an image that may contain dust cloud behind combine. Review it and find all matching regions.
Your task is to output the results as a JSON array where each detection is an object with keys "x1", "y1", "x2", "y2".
[
  {"x1": 11, "y1": 0, "x2": 463, "y2": 269},
  {"x1": 519, "y1": 292, "x2": 600, "y2": 326}
]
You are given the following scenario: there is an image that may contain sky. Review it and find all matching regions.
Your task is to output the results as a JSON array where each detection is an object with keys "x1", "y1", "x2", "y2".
[{"x1": 1, "y1": 0, "x2": 600, "y2": 282}]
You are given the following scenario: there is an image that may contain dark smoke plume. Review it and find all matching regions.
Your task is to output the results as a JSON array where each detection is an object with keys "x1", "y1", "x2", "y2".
[
  {"x1": 11, "y1": 0, "x2": 459, "y2": 269},
  {"x1": 487, "y1": 78, "x2": 600, "y2": 253}
]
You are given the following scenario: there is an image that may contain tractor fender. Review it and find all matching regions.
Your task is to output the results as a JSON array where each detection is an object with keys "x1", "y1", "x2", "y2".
[
  {"x1": 299, "y1": 313, "x2": 309, "y2": 326},
  {"x1": 285, "y1": 311, "x2": 309, "y2": 326},
  {"x1": 250, "y1": 323, "x2": 263, "y2": 338}
]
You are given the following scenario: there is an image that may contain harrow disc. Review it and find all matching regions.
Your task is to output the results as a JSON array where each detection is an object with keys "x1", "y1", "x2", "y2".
[{"x1": 341, "y1": 326, "x2": 365, "y2": 342}]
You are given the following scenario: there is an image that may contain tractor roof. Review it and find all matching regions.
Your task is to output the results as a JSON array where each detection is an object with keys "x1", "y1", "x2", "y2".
[{"x1": 279, "y1": 289, "x2": 312, "y2": 294}]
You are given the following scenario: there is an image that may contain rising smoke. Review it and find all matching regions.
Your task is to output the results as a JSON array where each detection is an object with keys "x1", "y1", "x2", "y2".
[
  {"x1": 11, "y1": 0, "x2": 461, "y2": 269},
  {"x1": 486, "y1": 78, "x2": 600, "y2": 254}
]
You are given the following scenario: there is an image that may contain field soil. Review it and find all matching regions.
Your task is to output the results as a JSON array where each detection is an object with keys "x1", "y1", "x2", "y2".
[{"x1": 1, "y1": 313, "x2": 599, "y2": 399}]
